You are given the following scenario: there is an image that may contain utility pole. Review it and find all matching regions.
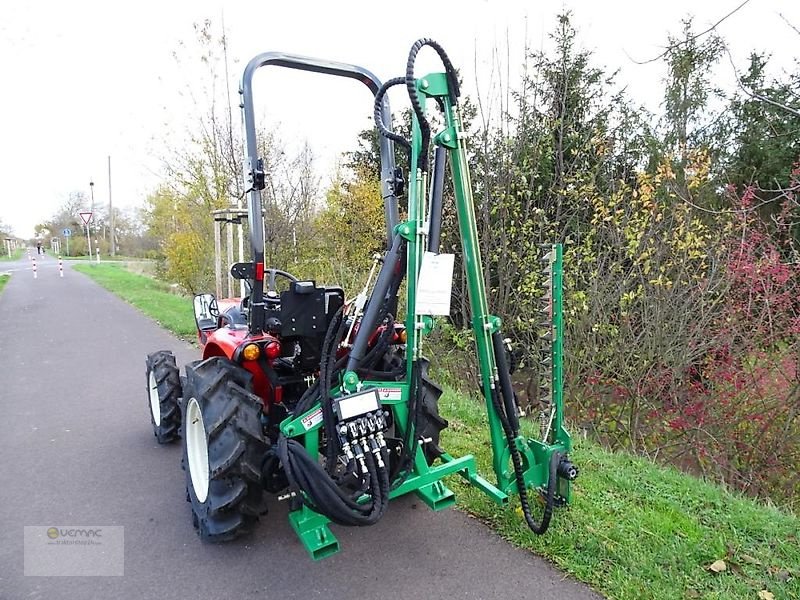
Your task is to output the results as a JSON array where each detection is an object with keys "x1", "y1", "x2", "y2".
[
  {"x1": 88, "y1": 180, "x2": 95, "y2": 259},
  {"x1": 108, "y1": 155, "x2": 115, "y2": 256}
]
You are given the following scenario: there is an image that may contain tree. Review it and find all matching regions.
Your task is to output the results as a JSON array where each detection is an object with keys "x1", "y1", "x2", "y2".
[
  {"x1": 658, "y1": 18, "x2": 723, "y2": 206},
  {"x1": 144, "y1": 20, "x2": 262, "y2": 290},
  {"x1": 715, "y1": 53, "x2": 800, "y2": 247},
  {"x1": 36, "y1": 192, "x2": 95, "y2": 256}
]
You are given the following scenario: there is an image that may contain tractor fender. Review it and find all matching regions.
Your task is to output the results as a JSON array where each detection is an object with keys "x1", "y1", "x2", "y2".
[{"x1": 202, "y1": 329, "x2": 247, "y2": 361}]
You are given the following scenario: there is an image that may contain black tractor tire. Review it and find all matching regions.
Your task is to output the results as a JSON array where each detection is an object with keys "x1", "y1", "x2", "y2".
[
  {"x1": 417, "y1": 359, "x2": 448, "y2": 464},
  {"x1": 145, "y1": 351, "x2": 182, "y2": 444},
  {"x1": 178, "y1": 360, "x2": 201, "y2": 413},
  {"x1": 182, "y1": 357, "x2": 269, "y2": 542}
]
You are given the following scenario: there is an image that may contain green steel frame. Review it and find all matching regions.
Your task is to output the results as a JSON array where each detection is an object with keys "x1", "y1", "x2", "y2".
[{"x1": 278, "y1": 70, "x2": 571, "y2": 559}]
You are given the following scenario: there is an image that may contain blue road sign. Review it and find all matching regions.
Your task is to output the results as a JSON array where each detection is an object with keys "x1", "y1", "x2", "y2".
[{"x1": 62, "y1": 228, "x2": 72, "y2": 237}]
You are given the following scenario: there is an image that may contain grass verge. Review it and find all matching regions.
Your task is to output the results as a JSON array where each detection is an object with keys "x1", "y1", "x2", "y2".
[
  {"x1": 0, "y1": 274, "x2": 9, "y2": 294},
  {"x1": 75, "y1": 261, "x2": 799, "y2": 599},
  {"x1": 64, "y1": 254, "x2": 146, "y2": 261},
  {"x1": 439, "y1": 386, "x2": 799, "y2": 600},
  {"x1": 0, "y1": 248, "x2": 23, "y2": 261},
  {"x1": 72, "y1": 263, "x2": 196, "y2": 339}
]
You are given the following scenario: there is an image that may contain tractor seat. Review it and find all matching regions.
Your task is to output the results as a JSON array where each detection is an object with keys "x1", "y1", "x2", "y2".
[{"x1": 222, "y1": 306, "x2": 248, "y2": 327}]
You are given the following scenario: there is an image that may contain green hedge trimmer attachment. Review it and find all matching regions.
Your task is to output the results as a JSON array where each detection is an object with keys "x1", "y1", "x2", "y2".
[{"x1": 264, "y1": 40, "x2": 577, "y2": 558}]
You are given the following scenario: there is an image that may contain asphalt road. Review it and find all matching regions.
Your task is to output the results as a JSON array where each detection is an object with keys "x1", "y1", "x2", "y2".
[{"x1": 0, "y1": 251, "x2": 602, "y2": 600}]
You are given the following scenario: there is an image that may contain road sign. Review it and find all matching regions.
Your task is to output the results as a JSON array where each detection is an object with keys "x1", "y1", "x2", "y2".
[
  {"x1": 62, "y1": 228, "x2": 72, "y2": 237},
  {"x1": 79, "y1": 211, "x2": 93, "y2": 225}
]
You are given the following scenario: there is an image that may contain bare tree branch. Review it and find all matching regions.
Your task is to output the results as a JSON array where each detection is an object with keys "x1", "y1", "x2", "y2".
[
  {"x1": 626, "y1": 0, "x2": 753, "y2": 65},
  {"x1": 723, "y1": 43, "x2": 800, "y2": 118}
]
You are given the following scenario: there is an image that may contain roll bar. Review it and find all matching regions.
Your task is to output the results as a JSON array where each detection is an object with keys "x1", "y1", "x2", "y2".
[{"x1": 239, "y1": 52, "x2": 399, "y2": 334}]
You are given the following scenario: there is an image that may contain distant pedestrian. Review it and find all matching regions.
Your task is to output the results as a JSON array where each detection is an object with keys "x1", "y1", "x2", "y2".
[{"x1": 36, "y1": 242, "x2": 41, "y2": 255}]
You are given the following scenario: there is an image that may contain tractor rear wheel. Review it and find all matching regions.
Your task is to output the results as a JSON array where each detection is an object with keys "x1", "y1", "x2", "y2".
[
  {"x1": 182, "y1": 357, "x2": 269, "y2": 542},
  {"x1": 417, "y1": 359, "x2": 448, "y2": 464},
  {"x1": 145, "y1": 351, "x2": 182, "y2": 444}
]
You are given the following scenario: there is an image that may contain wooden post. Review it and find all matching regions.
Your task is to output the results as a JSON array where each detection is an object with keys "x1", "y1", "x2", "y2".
[
  {"x1": 226, "y1": 219, "x2": 234, "y2": 297},
  {"x1": 214, "y1": 217, "x2": 222, "y2": 299}
]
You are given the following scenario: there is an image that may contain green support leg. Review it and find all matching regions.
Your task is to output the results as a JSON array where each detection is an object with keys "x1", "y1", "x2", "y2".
[
  {"x1": 415, "y1": 480, "x2": 456, "y2": 511},
  {"x1": 439, "y1": 452, "x2": 510, "y2": 506},
  {"x1": 288, "y1": 505, "x2": 339, "y2": 560}
]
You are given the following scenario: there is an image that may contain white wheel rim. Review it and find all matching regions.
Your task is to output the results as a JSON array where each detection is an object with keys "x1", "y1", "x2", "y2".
[
  {"x1": 186, "y1": 397, "x2": 210, "y2": 503},
  {"x1": 148, "y1": 371, "x2": 161, "y2": 426}
]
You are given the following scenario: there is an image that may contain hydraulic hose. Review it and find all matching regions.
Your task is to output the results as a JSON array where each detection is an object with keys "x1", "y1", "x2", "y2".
[
  {"x1": 274, "y1": 296, "x2": 396, "y2": 527},
  {"x1": 277, "y1": 436, "x2": 390, "y2": 526},
  {"x1": 492, "y1": 331, "x2": 520, "y2": 434},
  {"x1": 358, "y1": 313, "x2": 395, "y2": 372},
  {"x1": 427, "y1": 146, "x2": 446, "y2": 253},
  {"x1": 320, "y1": 306, "x2": 348, "y2": 470},
  {"x1": 292, "y1": 378, "x2": 321, "y2": 420},
  {"x1": 374, "y1": 77, "x2": 411, "y2": 154},
  {"x1": 490, "y1": 383, "x2": 559, "y2": 535},
  {"x1": 346, "y1": 233, "x2": 405, "y2": 373},
  {"x1": 406, "y1": 38, "x2": 461, "y2": 172}
]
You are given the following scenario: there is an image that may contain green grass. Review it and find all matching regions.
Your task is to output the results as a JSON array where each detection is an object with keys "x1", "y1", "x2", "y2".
[
  {"x1": 72, "y1": 263, "x2": 196, "y2": 339},
  {"x1": 0, "y1": 247, "x2": 23, "y2": 261},
  {"x1": 74, "y1": 261, "x2": 799, "y2": 599},
  {"x1": 0, "y1": 274, "x2": 9, "y2": 294},
  {"x1": 440, "y1": 386, "x2": 799, "y2": 600},
  {"x1": 64, "y1": 254, "x2": 146, "y2": 261}
]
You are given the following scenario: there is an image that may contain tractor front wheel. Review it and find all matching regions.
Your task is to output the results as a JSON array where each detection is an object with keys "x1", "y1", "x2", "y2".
[
  {"x1": 145, "y1": 351, "x2": 182, "y2": 444},
  {"x1": 182, "y1": 357, "x2": 269, "y2": 542}
]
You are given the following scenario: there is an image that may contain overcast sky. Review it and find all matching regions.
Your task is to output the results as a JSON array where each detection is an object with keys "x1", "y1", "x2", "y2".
[{"x1": 1, "y1": 0, "x2": 797, "y2": 238}]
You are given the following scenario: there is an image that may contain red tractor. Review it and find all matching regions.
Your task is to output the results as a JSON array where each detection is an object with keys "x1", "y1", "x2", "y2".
[{"x1": 146, "y1": 267, "x2": 398, "y2": 540}]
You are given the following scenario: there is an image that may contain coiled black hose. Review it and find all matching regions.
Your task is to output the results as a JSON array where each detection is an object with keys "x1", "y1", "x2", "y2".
[
  {"x1": 405, "y1": 38, "x2": 460, "y2": 172},
  {"x1": 490, "y1": 385, "x2": 559, "y2": 535},
  {"x1": 273, "y1": 299, "x2": 398, "y2": 527},
  {"x1": 319, "y1": 306, "x2": 348, "y2": 471},
  {"x1": 292, "y1": 378, "x2": 321, "y2": 421},
  {"x1": 374, "y1": 77, "x2": 411, "y2": 155},
  {"x1": 277, "y1": 437, "x2": 390, "y2": 526}
]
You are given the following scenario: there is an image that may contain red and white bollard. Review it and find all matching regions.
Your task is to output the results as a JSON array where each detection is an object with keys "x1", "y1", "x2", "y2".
[
  {"x1": 58, "y1": 255, "x2": 64, "y2": 278},
  {"x1": 32, "y1": 257, "x2": 37, "y2": 279}
]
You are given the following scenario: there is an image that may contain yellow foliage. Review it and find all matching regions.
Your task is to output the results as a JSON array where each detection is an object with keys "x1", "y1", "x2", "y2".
[{"x1": 310, "y1": 168, "x2": 386, "y2": 293}]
